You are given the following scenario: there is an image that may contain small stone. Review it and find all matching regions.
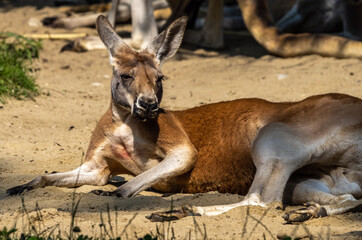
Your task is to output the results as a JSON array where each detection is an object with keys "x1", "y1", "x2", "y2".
[{"x1": 28, "y1": 17, "x2": 42, "y2": 27}]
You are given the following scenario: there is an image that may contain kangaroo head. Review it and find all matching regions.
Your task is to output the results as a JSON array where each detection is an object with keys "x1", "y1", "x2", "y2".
[{"x1": 96, "y1": 15, "x2": 187, "y2": 120}]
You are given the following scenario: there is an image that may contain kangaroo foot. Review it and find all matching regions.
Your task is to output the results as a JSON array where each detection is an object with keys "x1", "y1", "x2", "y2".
[
  {"x1": 282, "y1": 202, "x2": 327, "y2": 223},
  {"x1": 7, "y1": 185, "x2": 33, "y2": 196}
]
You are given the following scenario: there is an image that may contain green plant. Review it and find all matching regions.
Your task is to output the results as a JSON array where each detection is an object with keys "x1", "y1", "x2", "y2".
[
  {"x1": 0, "y1": 32, "x2": 42, "y2": 103},
  {"x1": 0, "y1": 227, "x2": 17, "y2": 240}
]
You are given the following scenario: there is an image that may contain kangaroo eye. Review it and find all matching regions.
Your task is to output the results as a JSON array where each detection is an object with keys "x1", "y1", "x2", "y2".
[{"x1": 121, "y1": 74, "x2": 133, "y2": 81}]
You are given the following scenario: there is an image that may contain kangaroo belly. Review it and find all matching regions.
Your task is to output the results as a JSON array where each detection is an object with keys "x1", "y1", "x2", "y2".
[{"x1": 152, "y1": 147, "x2": 256, "y2": 195}]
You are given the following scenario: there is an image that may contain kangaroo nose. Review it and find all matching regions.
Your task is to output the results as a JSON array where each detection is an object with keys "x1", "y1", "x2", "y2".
[
  {"x1": 149, "y1": 102, "x2": 158, "y2": 111},
  {"x1": 137, "y1": 96, "x2": 159, "y2": 111},
  {"x1": 138, "y1": 99, "x2": 150, "y2": 110},
  {"x1": 138, "y1": 99, "x2": 158, "y2": 111},
  {"x1": 135, "y1": 97, "x2": 159, "y2": 119}
]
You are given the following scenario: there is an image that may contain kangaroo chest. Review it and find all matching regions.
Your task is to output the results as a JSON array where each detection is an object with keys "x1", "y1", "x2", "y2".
[{"x1": 110, "y1": 123, "x2": 164, "y2": 175}]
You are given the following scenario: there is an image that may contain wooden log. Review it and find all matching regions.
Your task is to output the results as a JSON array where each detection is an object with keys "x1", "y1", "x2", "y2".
[
  {"x1": 154, "y1": 8, "x2": 171, "y2": 20},
  {"x1": 23, "y1": 33, "x2": 87, "y2": 40},
  {"x1": 238, "y1": 0, "x2": 362, "y2": 59}
]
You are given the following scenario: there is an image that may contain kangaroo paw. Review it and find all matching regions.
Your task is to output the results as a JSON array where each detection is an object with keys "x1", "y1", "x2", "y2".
[
  {"x1": 91, "y1": 189, "x2": 128, "y2": 198},
  {"x1": 146, "y1": 206, "x2": 200, "y2": 222},
  {"x1": 90, "y1": 189, "x2": 115, "y2": 197}
]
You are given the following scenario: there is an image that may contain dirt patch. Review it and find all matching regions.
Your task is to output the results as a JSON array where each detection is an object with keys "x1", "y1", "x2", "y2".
[{"x1": 0, "y1": 3, "x2": 361, "y2": 239}]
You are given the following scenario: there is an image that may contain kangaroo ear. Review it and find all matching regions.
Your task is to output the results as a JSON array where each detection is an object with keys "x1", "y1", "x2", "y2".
[
  {"x1": 96, "y1": 15, "x2": 129, "y2": 56},
  {"x1": 146, "y1": 17, "x2": 187, "y2": 66}
]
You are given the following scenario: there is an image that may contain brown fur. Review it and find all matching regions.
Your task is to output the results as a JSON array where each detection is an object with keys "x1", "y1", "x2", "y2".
[{"x1": 83, "y1": 93, "x2": 361, "y2": 197}]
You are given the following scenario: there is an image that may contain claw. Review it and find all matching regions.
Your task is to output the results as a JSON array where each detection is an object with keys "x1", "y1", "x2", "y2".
[
  {"x1": 146, "y1": 206, "x2": 200, "y2": 222},
  {"x1": 90, "y1": 189, "x2": 125, "y2": 197},
  {"x1": 90, "y1": 189, "x2": 114, "y2": 196}
]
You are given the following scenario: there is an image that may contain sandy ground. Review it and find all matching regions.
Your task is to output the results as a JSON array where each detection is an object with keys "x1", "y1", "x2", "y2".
[{"x1": 0, "y1": 2, "x2": 361, "y2": 239}]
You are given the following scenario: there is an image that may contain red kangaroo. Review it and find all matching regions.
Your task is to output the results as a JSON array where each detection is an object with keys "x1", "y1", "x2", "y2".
[{"x1": 7, "y1": 16, "x2": 362, "y2": 222}]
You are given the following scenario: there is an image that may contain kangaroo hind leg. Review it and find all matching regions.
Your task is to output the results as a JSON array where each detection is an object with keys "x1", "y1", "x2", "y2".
[
  {"x1": 283, "y1": 168, "x2": 362, "y2": 223},
  {"x1": 193, "y1": 122, "x2": 310, "y2": 216}
]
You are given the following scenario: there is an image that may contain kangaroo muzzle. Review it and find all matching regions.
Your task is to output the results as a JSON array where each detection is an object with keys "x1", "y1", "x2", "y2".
[{"x1": 134, "y1": 95, "x2": 159, "y2": 120}]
